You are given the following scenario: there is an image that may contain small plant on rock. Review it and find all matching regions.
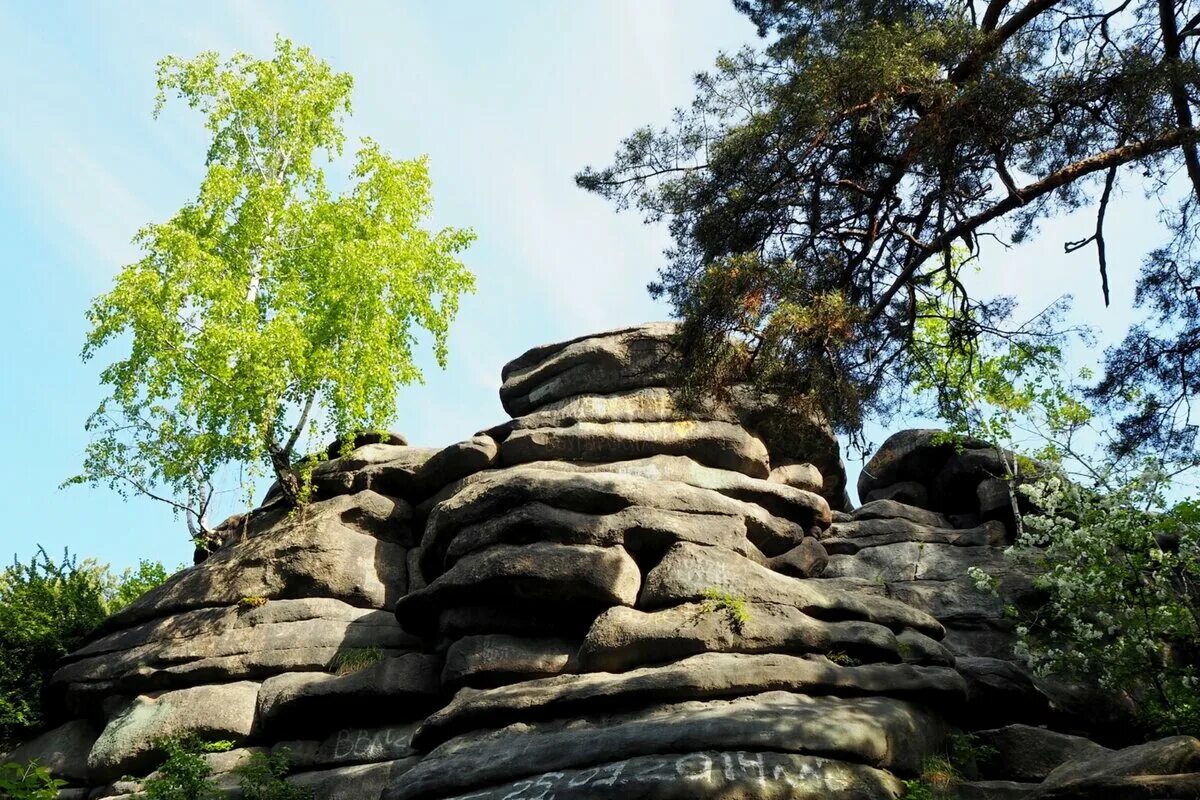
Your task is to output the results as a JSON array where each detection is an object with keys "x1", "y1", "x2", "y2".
[
  {"x1": 701, "y1": 588, "x2": 751, "y2": 633},
  {"x1": 238, "y1": 595, "x2": 269, "y2": 611},
  {"x1": 826, "y1": 650, "x2": 861, "y2": 667},
  {"x1": 901, "y1": 755, "x2": 960, "y2": 799},
  {"x1": 329, "y1": 645, "x2": 383, "y2": 675},
  {"x1": 235, "y1": 749, "x2": 312, "y2": 800}
]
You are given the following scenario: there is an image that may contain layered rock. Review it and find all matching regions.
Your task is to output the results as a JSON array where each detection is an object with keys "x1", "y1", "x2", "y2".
[{"x1": 9, "y1": 323, "x2": 1197, "y2": 800}]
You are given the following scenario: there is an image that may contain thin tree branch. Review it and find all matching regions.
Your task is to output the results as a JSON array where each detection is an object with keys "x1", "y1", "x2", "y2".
[
  {"x1": 868, "y1": 127, "x2": 1200, "y2": 320},
  {"x1": 1159, "y1": 0, "x2": 1200, "y2": 201},
  {"x1": 283, "y1": 391, "x2": 317, "y2": 457}
]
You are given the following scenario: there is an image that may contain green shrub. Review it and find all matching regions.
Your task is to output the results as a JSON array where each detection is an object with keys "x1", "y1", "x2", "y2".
[
  {"x1": 0, "y1": 548, "x2": 173, "y2": 743},
  {"x1": 995, "y1": 473, "x2": 1200, "y2": 736},
  {"x1": 238, "y1": 596, "x2": 269, "y2": 611},
  {"x1": 900, "y1": 755, "x2": 960, "y2": 799},
  {"x1": 329, "y1": 646, "x2": 383, "y2": 675},
  {"x1": 701, "y1": 588, "x2": 751, "y2": 632},
  {"x1": 108, "y1": 560, "x2": 172, "y2": 613},
  {"x1": 142, "y1": 735, "x2": 224, "y2": 800},
  {"x1": 235, "y1": 749, "x2": 312, "y2": 800},
  {"x1": 0, "y1": 760, "x2": 65, "y2": 800},
  {"x1": 900, "y1": 779, "x2": 936, "y2": 800},
  {"x1": 826, "y1": 650, "x2": 862, "y2": 667}
]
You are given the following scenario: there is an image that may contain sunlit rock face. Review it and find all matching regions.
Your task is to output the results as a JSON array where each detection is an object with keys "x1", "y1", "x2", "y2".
[{"x1": 11, "y1": 323, "x2": 1198, "y2": 800}]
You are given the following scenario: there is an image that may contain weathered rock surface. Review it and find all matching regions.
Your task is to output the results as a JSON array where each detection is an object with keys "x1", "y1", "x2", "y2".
[
  {"x1": 768, "y1": 462, "x2": 824, "y2": 493},
  {"x1": 641, "y1": 541, "x2": 944, "y2": 637},
  {"x1": 441, "y1": 501, "x2": 762, "y2": 568},
  {"x1": 15, "y1": 322, "x2": 1188, "y2": 800},
  {"x1": 397, "y1": 542, "x2": 640, "y2": 635},
  {"x1": 418, "y1": 467, "x2": 811, "y2": 577},
  {"x1": 501, "y1": 419, "x2": 772, "y2": 478},
  {"x1": 88, "y1": 681, "x2": 260, "y2": 780},
  {"x1": 308, "y1": 446, "x2": 439, "y2": 500},
  {"x1": 2, "y1": 719, "x2": 98, "y2": 783},
  {"x1": 406, "y1": 435, "x2": 498, "y2": 500},
  {"x1": 578, "y1": 603, "x2": 949, "y2": 673},
  {"x1": 851, "y1": 498, "x2": 952, "y2": 528},
  {"x1": 288, "y1": 758, "x2": 419, "y2": 800},
  {"x1": 388, "y1": 692, "x2": 945, "y2": 800},
  {"x1": 412, "y1": 752, "x2": 903, "y2": 799},
  {"x1": 1032, "y1": 735, "x2": 1200, "y2": 799},
  {"x1": 275, "y1": 724, "x2": 419, "y2": 770},
  {"x1": 822, "y1": 518, "x2": 1004, "y2": 554},
  {"x1": 974, "y1": 724, "x2": 1111, "y2": 782},
  {"x1": 442, "y1": 634, "x2": 577, "y2": 688},
  {"x1": 255, "y1": 654, "x2": 441, "y2": 737},
  {"x1": 499, "y1": 323, "x2": 678, "y2": 416},
  {"x1": 511, "y1": 455, "x2": 832, "y2": 535},
  {"x1": 103, "y1": 495, "x2": 409, "y2": 631},
  {"x1": 858, "y1": 429, "x2": 990, "y2": 502},
  {"x1": 53, "y1": 598, "x2": 416, "y2": 703},
  {"x1": 414, "y1": 652, "x2": 965, "y2": 750},
  {"x1": 766, "y1": 537, "x2": 829, "y2": 578},
  {"x1": 499, "y1": 384, "x2": 848, "y2": 507},
  {"x1": 326, "y1": 431, "x2": 409, "y2": 457}
]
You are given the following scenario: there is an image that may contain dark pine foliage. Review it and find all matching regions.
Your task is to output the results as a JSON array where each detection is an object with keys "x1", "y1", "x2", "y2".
[{"x1": 579, "y1": 0, "x2": 1200, "y2": 459}]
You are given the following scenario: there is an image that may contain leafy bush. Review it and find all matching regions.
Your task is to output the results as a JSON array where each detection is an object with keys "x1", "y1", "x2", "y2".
[
  {"x1": 142, "y1": 735, "x2": 231, "y2": 800},
  {"x1": 0, "y1": 548, "x2": 173, "y2": 743},
  {"x1": 900, "y1": 755, "x2": 960, "y2": 799},
  {"x1": 0, "y1": 760, "x2": 65, "y2": 800},
  {"x1": 329, "y1": 646, "x2": 383, "y2": 675},
  {"x1": 235, "y1": 749, "x2": 311, "y2": 800},
  {"x1": 701, "y1": 588, "x2": 751, "y2": 632},
  {"x1": 109, "y1": 559, "x2": 172, "y2": 612},
  {"x1": 1004, "y1": 472, "x2": 1200, "y2": 735}
]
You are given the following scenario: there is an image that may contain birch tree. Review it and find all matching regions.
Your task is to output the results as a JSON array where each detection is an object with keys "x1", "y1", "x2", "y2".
[{"x1": 66, "y1": 38, "x2": 475, "y2": 541}]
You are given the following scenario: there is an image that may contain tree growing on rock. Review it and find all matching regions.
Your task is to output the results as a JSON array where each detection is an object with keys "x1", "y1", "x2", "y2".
[
  {"x1": 66, "y1": 38, "x2": 475, "y2": 541},
  {"x1": 579, "y1": 0, "x2": 1200, "y2": 461}
]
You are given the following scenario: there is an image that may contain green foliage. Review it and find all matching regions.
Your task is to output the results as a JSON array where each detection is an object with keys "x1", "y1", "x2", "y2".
[
  {"x1": 328, "y1": 646, "x2": 383, "y2": 675},
  {"x1": 238, "y1": 595, "x2": 269, "y2": 610},
  {"x1": 908, "y1": 256, "x2": 1084, "y2": 455},
  {"x1": 825, "y1": 650, "x2": 862, "y2": 667},
  {"x1": 900, "y1": 778, "x2": 936, "y2": 800},
  {"x1": 67, "y1": 36, "x2": 475, "y2": 534},
  {"x1": 0, "y1": 761, "x2": 66, "y2": 800},
  {"x1": 0, "y1": 548, "x2": 173, "y2": 742},
  {"x1": 913, "y1": 279, "x2": 1200, "y2": 736},
  {"x1": 1010, "y1": 473, "x2": 1200, "y2": 735},
  {"x1": 139, "y1": 740, "x2": 311, "y2": 800},
  {"x1": 109, "y1": 560, "x2": 173, "y2": 613},
  {"x1": 945, "y1": 730, "x2": 997, "y2": 775},
  {"x1": 900, "y1": 734, "x2": 992, "y2": 798},
  {"x1": 234, "y1": 749, "x2": 311, "y2": 800},
  {"x1": 902, "y1": 755, "x2": 960, "y2": 799},
  {"x1": 143, "y1": 735, "x2": 223, "y2": 800},
  {"x1": 701, "y1": 588, "x2": 751, "y2": 632},
  {"x1": 580, "y1": 0, "x2": 1200, "y2": 459}
]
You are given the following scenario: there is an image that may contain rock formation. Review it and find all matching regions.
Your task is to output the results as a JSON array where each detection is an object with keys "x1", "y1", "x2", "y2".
[{"x1": 7, "y1": 323, "x2": 1199, "y2": 800}]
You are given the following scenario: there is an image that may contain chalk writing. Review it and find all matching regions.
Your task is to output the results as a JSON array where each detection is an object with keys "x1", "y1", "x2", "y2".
[
  {"x1": 443, "y1": 751, "x2": 875, "y2": 799},
  {"x1": 326, "y1": 726, "x2": 415, "y2": 762}
]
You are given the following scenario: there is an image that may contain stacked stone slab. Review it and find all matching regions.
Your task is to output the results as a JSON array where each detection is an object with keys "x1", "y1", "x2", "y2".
[
  {"x1": 383, "y1": 324, "x2": 968, "y2": 799},
  {"x1": 23, "y1": 428, "x2": 510, "y2": 797},
  {"x1": 857, "y1": 429, "x2": 1047, "y2": 531},
  {"x1": 8, "y1": 323, "x2": 1200, "y2": 800}
]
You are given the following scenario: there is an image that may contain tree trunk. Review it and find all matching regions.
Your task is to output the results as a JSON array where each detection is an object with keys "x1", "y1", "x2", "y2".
[{"x1": 269, "y1": 446, "x2": 303, "y2": 507}]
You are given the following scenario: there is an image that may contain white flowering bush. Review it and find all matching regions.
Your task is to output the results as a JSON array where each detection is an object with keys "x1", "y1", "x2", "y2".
[{"x1": 1007, "y1": 469, "x2": 1200, "y2": 735}]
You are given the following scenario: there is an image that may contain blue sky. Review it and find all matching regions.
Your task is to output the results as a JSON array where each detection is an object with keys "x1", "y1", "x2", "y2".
[{"x1": 0, "y1": 1, "x2": 1168, "y2": 572}]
